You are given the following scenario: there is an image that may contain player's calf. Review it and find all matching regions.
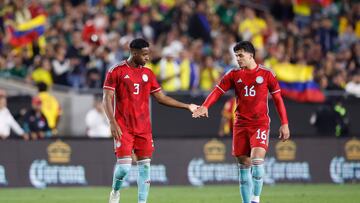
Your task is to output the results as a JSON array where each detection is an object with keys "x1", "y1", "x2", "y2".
[
  {"x1": 112, "y1": 158, "x2": 132, "y2": 191},
  {"x1": 109, "y1": 157, "x2": 132, "y2": 203},
  {"x1": 251, "y1": 158, "x2": 265, "y2": 203},
  {"x1": 238, "y1": 163, "x2": 252, "y2": 203},
  {"x1": 137, "y1": 159, "x2": 151, "y2": 203}
]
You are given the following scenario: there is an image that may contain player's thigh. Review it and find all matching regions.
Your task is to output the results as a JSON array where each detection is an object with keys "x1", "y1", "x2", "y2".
[
  {"x1": 133, "y1": 134, "x2": 154, "y2": 158},
  {"x1": 114, "y1": 133, "x2": 134, "y2": 158},
  {"x1": 232, "y1": 127, "x2": 251, "y2": 157},
  {"x1": 249, "y1": 125, "x2": 270, "y2": 152}
]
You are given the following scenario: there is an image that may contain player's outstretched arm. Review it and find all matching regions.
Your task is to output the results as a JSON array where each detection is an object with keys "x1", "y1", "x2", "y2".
[
  {"x1": 152, "y1": 90, "x2": 198, "y2": 112},
  {"x1": 103, "y1": 89, "x2": 122, "y2": 139},
  {"x1": 192, "y1": 87, "x2": 224, "y2": 118},
  {"x1": 272, "y1": 92, "x2": 290, "y2": 141}
]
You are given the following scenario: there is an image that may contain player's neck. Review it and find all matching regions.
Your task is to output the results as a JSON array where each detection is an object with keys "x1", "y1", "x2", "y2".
[
  {"x1": 243, "y1": 61, "x2": 258, "y2": 71},
  {"x1": 126, "y1": 58, "x2": 141, "y2": 68}
]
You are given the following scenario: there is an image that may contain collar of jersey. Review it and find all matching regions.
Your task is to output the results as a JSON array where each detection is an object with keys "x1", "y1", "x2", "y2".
[{"x1": 241, "y1": 64, "x2": 259, "y2": 73}]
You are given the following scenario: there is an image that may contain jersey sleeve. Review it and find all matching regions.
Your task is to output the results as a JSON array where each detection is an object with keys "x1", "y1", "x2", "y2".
[
  {"x1": 103, "y1": 69, "x2": 117, "y2": 91},
  {"x1": 267, "y1": 71, "x2": 281, "y2": 94},
  {"x1": 149, "y1": 70, "x2": 162, "y2": 93},
  {"x1": 216, "y1": 71, "x2": 234, "y2": 93}
]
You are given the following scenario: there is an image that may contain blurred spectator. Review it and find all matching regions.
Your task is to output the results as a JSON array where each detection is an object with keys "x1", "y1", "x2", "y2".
[
  {"x1": 316, "y1": 17, "x2": 337, "y2": 54},
  {"x1": 238, "y1": 7, "x2": 267, "y2": 54},
  {"x1": 345, "y1": 71, "x2": 360, "y2": 97},
  {"x1": 218, "y1": 97, "x2": 236, "y2": 137},
  {"x1": 327, "y1": 71, "x2": 346, "y2": 91},
  {"x1": 52, "y1": 45, "x2": 70, "y2": 86},
  {"x1": 36, "y1": 82, "x2": 62, "y2": 134},
  {"x1": 215, "y1": 0, "x2": 237, "y2": 27},
  {"x1": 86, "y1": 68, "x2": 102, "y2": 89},
  {"x1": 310, "y1": 99, "x2": 349, "y2": 137},
  {"x1": 158, "y1": 46, "x2": 181, "y2": 92},
  {"x1": 9, "y1": 53, "x2": 27, "y2": 78},
  {"x1": 293, "y1": 0, "x2": 312, "y2": 29},
  {"x1": 199, "y1": 55, "x2": 221, "y2": 91},
  {"x1": 29, "y1": 57, "x2": 53, "y2": 87},
  {"x1": 0, "y1": 54, "x2": 10, "y2": 77},
  {"x1": 270, "y1": 0, "x2": 294, "y2": 23},
  {"x1": 178, "y1": 49, "x2": 200, "y2": 91},
  {"x1": 188, "y1": 1, "x2": 211, "y2": 43},
  {"x1": 85, "y1": 96, "x2": 111, "y2": 138},
  {"x1": 338, "y1": 18, "x2": 358, "y2": 51},
  {"x1": 0, "y1": 89, "x2": 28, "y2": 140},
  {"x1": 22, "y1": 96, "x2": 51, "y2": 140}
]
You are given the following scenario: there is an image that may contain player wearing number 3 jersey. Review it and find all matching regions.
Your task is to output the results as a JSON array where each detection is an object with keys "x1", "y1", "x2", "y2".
[
  {"x1": 193, "y1": 41, "x2": 290, "y2": 203},
  {"x1": 103, "y1": 38, "x2": 198, "y2": 203}
]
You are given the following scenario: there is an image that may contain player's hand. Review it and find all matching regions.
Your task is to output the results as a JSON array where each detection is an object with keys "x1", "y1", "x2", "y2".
[
  {"x1": 188, "y1": 104, "x2": 200, "y2": 113},
  {"x1": 110, "y1": 121, "x2": 122, "y2": 140},
  {"x1": 22, "y1": 133, "x2": 30, "y2": 141},
  {"x1": 279, "y1": 124, "x2": 290, "y2": 142},
  {"x1": 192, "y1": 106, "x2": 208, "y2": 118}
]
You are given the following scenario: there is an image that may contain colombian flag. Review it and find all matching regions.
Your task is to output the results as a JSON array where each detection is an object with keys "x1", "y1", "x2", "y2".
[
  {"x1": 272, "y1": 63, "x2": 325, "y2": 103},
  {"x1": 7, "y1": 14, "x2": 46, "y2": 47}
]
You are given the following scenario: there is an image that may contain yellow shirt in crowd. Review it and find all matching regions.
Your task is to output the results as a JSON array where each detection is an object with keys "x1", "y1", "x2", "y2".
[
  {"x1": 200, "y1": 67, "x2": 221, "y2": 91},
  {"x1": 239, "y1": 17, "x2": 267, "y2": 50},
  {"x1": 31, "y1": 68, "x2": 53, "y2": 88},
  {"x1": 37, "y1": 92, "x2": 61, "y2": 129}
]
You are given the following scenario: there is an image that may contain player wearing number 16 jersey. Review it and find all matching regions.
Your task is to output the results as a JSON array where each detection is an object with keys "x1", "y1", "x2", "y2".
[
  {"x1": 193, "y1": 41, "x2": 290, "y2": 203},
  {"x1": 103, "y1": 38, "x2": 198, "y2": 203}
]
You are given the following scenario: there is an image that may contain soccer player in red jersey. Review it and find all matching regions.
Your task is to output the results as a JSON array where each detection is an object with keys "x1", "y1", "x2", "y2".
[
  {"x1": 193, "y1": 41, "x2": 290, "y2": 203},
  {"x1": 103, "y1": 38, "x2": 198, "y2": 203}
]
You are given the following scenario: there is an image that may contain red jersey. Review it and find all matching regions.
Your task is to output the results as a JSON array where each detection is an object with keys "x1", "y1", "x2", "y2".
[
  {"x1": 216, "y1": 65, "x2": 281, "y2": 127},
  {"x1": 103, "y1": 61, "x2": 161, "y2": 135}
]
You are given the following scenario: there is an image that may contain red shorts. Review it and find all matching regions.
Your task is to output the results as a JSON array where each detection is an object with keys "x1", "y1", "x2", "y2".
[
  {"x1": 114, "y1": 133, "x2": 154, "y2": 158},
  {"x1": 232, "y1": 125, "x2": 270, "y2": 157}
]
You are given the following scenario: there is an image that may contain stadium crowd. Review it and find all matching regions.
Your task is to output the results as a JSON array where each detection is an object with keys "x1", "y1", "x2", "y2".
[
  {"x1": 0, "y1": 0, "x2": 359, "y2": 139},
  {"x1": 0, "y1": 0, "x2": 359, "y2": 95}
]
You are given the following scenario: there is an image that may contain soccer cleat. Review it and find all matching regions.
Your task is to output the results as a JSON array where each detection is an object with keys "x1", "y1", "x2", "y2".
[
  {"x1": 109, "y1": 190, "x2": 120, "y2": 203},
  {"x1": 251, "y1": 196, "x2": 260, "y2": 203}
]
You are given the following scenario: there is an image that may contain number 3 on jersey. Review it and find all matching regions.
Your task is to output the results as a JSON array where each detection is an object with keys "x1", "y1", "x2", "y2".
[
  {"x1": 134, "y1": 83, "x2": 139, "y2": 94},
  {"x1": 244, "y1": 85, "x2": 256, "y2": 96}
]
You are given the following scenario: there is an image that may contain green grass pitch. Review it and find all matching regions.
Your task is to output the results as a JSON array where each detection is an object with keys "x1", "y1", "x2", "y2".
[{"x1": 1, "y1": 184, "x2": 359, "y2": 203}]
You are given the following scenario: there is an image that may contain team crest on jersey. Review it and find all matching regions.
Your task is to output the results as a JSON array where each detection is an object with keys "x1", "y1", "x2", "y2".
[
  {"x1": 142, "y1": 74, "x2": 148, "y2": 82},
  {"x1": 256, "y1": 76, "x2": 264, "y2": 84}
]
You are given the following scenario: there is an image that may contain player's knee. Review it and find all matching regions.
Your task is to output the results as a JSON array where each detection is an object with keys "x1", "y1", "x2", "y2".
[
  {"x1": 114, "y1": 158, "x2": 132, "y2": 180},
  {"x1": 237, "y1": 156, "x2": 251, "y2": 167}
]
